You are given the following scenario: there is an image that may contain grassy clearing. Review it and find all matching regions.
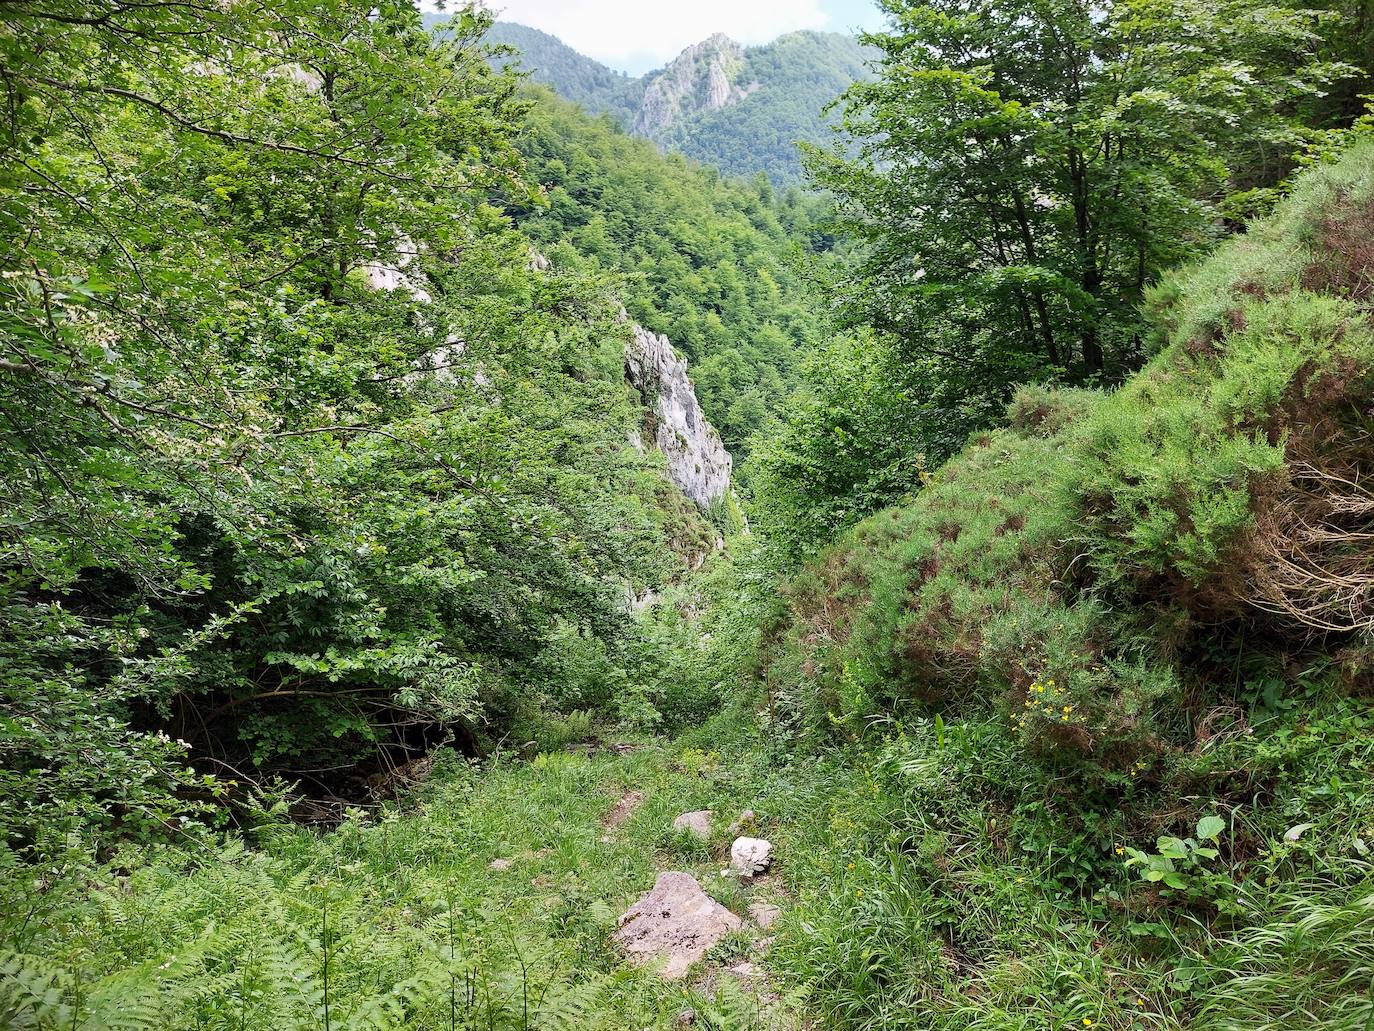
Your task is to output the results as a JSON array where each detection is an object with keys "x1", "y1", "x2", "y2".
[
  {"x1": 0, "y1": 729, "x2": 829, "y2": 1030},
  {"x1": 4, "y1": 688, "x2": 1373, "y2": 1029}
]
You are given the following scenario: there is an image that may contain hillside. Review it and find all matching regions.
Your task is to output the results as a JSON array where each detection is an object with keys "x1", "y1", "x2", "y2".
[
  {"x1": 476, "y1": 21, "x2": 875, "y2": 183},
  {"x1": 10, "y1": 145, "x2": 1374, "y2": 1029},
  {"x1": 483, "y1": 21, "x2": 644, "y2": 120},
  {"x1": 6, "y1": 1, "x2": 1374, "y2": 1029},
  {"x1": 653, "y1": 31, "x2": 875, "y2": 183},
  {"x1": 507, "y1": 90, "x2": 831, "y2": 459},
  {"x1": 751, "y1": 142, "x2": 1374, "y2": 1027}
]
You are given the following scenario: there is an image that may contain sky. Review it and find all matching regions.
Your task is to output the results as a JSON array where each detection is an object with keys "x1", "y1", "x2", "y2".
[{"x1": 465, "y1": 0, "x2": 887, "y2": 75}]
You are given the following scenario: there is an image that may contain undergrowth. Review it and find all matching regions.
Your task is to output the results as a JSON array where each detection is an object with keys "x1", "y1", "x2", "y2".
[{"x1": 0, "y1": 734, "x2": 805, "y2": 1030}]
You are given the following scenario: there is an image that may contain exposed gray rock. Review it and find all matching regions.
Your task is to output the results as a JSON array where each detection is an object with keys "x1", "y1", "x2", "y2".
[
  {"x1": 729, "y1": 836, "x2": 773, "y2": 877},
  {"x1": 633, "y1": 34, "x2": 751, "y2": 139},
  {"x1": 672, "y1": 809, "x2": 712, "y2": 838},
  {"x1": 625, "y1": 324, "x2": 732, "y2": 509},
  {"x1": 358, "y1": 234, "x2": 431, "y2": 303},
  {"x1": 614, "y1": 871, "x2": 742, "y2": 979},
  {"x1": 747, "y1": 901, "x2": 782, "y2": 930}
]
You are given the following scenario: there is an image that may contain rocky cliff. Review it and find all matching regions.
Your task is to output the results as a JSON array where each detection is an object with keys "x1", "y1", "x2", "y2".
[
  {"x1": 632, "y1": 34, "x2": 756, "y2": 139},
  {"x1": 361, "y1": 242, "x2": 732, "y2": 511},
  {"x1": 625, "y1": 324, "x2": 732, "y2": 510}
]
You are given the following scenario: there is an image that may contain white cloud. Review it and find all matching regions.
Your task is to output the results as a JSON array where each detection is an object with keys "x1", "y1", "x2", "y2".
[{"x1": 473, "y1": 0, "x2": 830, "y2": 73}]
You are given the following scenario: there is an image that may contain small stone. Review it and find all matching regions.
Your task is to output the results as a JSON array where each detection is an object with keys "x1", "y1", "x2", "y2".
[
  {"x1": 729, "y1": 836, "x2": 773, "y2": 877},
  {"x1": 676, "y1": 1009, "x2": 697, "y2": 1027},
  {"x1": 726, "y1": 960, "x2": 762, "y2": 979},
  {"x1": 672, "y1": 809, "x2": 712, "y2": 838},
  {"x1": 727, "y1": 809, "x2": 757, "y2": 835},
  {"x1": 613, "y1": 871, "x2": 742, "y2": 979},
  {"x1": 747, "y1": 902, "x2": 782, "y2": 930},
  {"x1": 487, "y1": 858, "x2": 512, "y2": 871}
]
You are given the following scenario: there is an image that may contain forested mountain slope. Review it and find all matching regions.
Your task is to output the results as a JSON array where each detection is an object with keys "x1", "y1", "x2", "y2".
[
  {"x1": 474, "y1": 22, "x2": 875, "y2": 183},
  {"x1": 483, "y1": 21, "x2": 644, "y2": 120},
  {"x1": 651, "y1": 31, "x2": 875, "y2": 183},
  {"x1": 506, "y1": 90, "x2": 832, "y2": 458}
]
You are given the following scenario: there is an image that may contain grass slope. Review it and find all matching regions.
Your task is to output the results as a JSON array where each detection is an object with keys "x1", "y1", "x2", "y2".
[
  {"x1": 1, "y1": 730, "x2": 834, "y2": 1029},
  {"x1": 750, "y1": 142, "x2": 1374, "y2": 1028}
]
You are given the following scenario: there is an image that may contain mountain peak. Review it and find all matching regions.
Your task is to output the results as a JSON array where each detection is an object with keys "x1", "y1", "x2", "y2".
[
  {"x1": 478, "y1": 21, "x2": 877, "y2": 182},
  {"x1": 634, "y1": 34, "x2": 749, "y2": 138}
]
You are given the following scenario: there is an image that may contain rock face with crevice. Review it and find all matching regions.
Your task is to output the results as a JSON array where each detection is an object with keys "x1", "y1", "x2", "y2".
[
  {"x1": 614, "y1": 871, "x2": 742, "y2": 979},
  {"x1": 633, "y1": 34, "x2": 755, "y2": 139},
  {"x1": 625, "y1": 324, "x2": 732, "y2": 510}
]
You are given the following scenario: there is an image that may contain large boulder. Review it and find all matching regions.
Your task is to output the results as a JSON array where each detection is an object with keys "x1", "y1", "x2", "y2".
[{"x1": 614, "y1": 871, "x2": 742, "y2": 979}]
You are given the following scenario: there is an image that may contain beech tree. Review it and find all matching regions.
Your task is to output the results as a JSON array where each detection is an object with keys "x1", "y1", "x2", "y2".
[{"x1": 811, "y1": 0, "x2": 1357, "y2": 393}]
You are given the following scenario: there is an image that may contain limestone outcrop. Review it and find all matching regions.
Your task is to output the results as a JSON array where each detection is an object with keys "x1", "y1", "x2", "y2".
[
  {"x1": 614, "y1": 871, "x2": 742, "y2": 979},
  {"x1": 624, "y1": 325, "x2": 732, "y2": 510},
  {"x1": 633, "y1": 34, "x2": 755, "y2": 139}
]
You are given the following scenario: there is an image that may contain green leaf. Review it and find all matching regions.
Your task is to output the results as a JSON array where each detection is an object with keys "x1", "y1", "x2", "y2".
[{"x1": 1196, "y1": 815, "x2": 1226, "y2": 842}]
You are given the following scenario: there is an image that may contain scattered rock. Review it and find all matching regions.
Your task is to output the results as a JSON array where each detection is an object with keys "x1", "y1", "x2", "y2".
[
  {"x1": 487, "y1": 858, "x2": 512, "y2": 872},
  {"x1": 602, "y1": 789, "x2": 645, "y2": 830},
  {"x1": 747, "y1": 902, "x2": 782, "y2": 930},
  {"x1": 613, "y1": 871, "x2": 743, "y2": 980},
  {"x1": 727, "y1": 809, "x2": 757, "y2": 835},
  {"x1": 672, "y1": 809, "x2": 712, "y2": 838},
  {"x1": 676, "y1": 1009, "x2": 697, "y2": 1028},
  {"x1": 730, "y1": 837, "x2": 773, "y2": 877}
]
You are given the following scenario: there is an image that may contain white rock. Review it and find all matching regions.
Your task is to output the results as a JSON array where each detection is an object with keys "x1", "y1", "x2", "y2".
[
  {"x1": 624, "y1": 325, "x2": 732, "y2": 510},
  {"x1": 632, "y1": 34, "x2": 751, "y2": 138},
  {"x1": 487, "y1": 858, "x2": 512, "y2": 871},
  {"x1": 730, "y1": 836, "x2": 773, "y2": 877},
  {"x1": 672, "y1": 810, "x2": 712, "y2": 838},
  {"x1": 614, "y1": 871, "x2": 742, "y2": 979}
]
